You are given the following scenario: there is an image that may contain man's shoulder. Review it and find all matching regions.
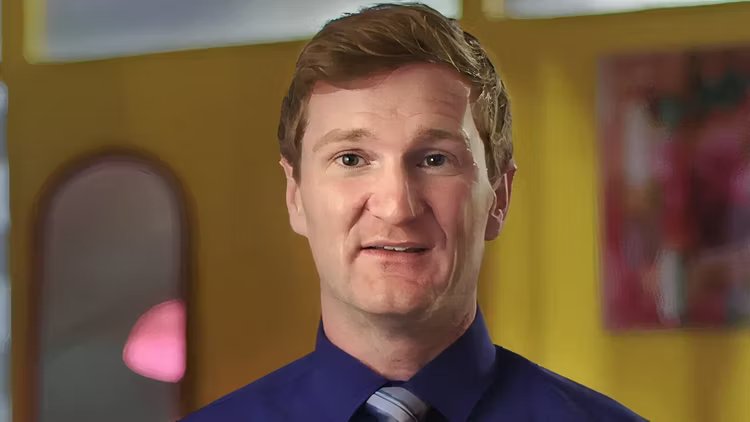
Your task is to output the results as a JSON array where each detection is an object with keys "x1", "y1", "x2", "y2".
[
  {"x1": 487, "y1": 346, "x2": 647, "y2": 421},
  {"x1": 180, "y1": 353, "x2": 316, "y2": 421}
]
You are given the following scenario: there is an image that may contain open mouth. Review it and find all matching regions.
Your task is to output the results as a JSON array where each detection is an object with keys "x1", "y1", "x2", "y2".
[{"x1": 363, "y1": 246, "x2": 428, "y2": 253}]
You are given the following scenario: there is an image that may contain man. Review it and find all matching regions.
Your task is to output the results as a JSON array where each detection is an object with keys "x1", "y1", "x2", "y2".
[{"x1": 184, "y1": 3, "x2": 646, "y2": 421}]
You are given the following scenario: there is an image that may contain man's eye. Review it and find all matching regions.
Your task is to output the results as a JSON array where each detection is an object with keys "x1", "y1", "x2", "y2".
[
  {"x1": 336, "y1": 153, "x2": 365, "y2": 167},
  {"x1": 421, "y1": 154, "x2": 447, "y2": 167}
]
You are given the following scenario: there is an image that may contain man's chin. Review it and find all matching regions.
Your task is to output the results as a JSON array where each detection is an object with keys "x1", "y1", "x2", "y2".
[{"x1": 354, "y1": 297, "x2": 434, "y2": 320}]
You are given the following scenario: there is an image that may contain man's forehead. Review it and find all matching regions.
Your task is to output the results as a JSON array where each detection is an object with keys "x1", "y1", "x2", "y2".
[
  {"x1": 306, "y1": 73, "x2": 471, "y2": 130},
  {"x1": 301, "y1": 64, "x2": 478, "y2": 150}
]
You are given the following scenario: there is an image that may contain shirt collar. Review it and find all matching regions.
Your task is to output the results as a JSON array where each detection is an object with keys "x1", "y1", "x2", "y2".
[
  {"x1": 311, "y1": 323, "x2": 388, "y2": 421},
  {"x1": 404, "y1": 308, "x2": 497, "y2": 422},
  {"x1": 311, "y1": 308, "x2": 496, "y2": 422}
]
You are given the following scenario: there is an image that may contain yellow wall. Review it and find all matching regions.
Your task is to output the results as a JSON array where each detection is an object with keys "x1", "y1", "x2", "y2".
[
  {"x1": 474, "y1": 3, "x2": 750, "y2": 421},
  {"x1": 6, "y1": 1, "x2": 323, "y2": 419},
  {"x1": 4, "y1": 0, "x2": 750, "y2": 421}
]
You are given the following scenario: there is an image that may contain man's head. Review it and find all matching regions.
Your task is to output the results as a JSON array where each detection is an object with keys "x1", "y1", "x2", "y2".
[{"x1": 278, "y1": 3, "x2": 515, "y2": 319}]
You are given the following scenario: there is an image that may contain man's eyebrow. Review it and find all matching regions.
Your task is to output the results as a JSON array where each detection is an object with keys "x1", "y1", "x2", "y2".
[
  {"x1": 312, "y1": 128, "x2": 373, "y2": 153},
  {"x1": 413, "y1": 127, "x2": 470, "y2": 146}
]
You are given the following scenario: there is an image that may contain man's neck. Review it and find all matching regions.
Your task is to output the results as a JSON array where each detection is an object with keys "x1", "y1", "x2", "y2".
[{"x1": 321, "y1": 299, "x2": 477, "y2": 381}]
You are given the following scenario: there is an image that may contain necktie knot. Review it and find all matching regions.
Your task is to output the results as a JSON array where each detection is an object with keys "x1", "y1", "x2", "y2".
[{"x1": 362, "y1": 386, "x2": 430, "y2": 422}]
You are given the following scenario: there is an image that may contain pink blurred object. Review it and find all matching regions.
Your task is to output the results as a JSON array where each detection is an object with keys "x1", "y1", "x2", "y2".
[{"x1": 123, "y1": 299, "x2": 186, "y2": 383}]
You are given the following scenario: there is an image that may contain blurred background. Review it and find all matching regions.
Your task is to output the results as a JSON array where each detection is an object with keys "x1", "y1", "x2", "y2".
[{"x1": 3, "y1": 0, "x2": 750, "y2": 421}]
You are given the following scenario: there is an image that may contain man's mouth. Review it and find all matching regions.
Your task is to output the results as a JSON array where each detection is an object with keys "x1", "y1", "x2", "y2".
[{"x1": 362, "y1": 245, "x2": 429, "y2": 253}]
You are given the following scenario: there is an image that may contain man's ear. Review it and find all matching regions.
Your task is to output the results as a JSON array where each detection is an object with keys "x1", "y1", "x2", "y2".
[
  {"x1": 279, "y1": 157, "x2": 308, "y2": 237},
  {"x1": 485, "y1": 160, "x2": 516, "y2": 241}
]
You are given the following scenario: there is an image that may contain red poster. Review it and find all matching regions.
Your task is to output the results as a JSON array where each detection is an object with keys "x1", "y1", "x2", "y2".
[{"x1": 600, "y1": 47, "x2": 750, "y2": 329}]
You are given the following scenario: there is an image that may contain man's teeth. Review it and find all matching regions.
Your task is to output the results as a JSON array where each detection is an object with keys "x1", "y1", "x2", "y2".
[{"x1": 383, "y1": 246, "x2": 408, "y2": 252}]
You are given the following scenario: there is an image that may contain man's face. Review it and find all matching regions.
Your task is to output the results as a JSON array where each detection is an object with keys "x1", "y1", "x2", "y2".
[{"x1": 281, "y1": 63, "x2": 509, "y2": 318}]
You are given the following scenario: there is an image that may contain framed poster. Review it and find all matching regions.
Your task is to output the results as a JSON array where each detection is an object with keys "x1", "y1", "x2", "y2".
[{"x1": 599, "y1": 46, "x2": 750, "y2": 329}]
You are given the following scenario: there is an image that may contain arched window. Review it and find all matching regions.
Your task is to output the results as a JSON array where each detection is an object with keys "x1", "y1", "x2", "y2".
[{"x1": 34, "y1": 154, "x2": 189, "y2": 421}]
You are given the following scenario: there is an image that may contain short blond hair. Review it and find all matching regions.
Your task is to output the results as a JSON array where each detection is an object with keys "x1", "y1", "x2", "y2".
[{"x1": 277, "y1": 3, "x2": 512, "y2": 183}]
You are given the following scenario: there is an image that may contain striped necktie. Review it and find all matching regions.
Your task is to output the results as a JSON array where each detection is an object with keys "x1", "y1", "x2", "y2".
[{"x1": 361, "y1": 386, "x2": 430, "y2": 422}]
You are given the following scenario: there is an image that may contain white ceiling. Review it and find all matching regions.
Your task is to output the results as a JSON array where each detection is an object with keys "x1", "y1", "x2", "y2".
[
  {"x1": 41, "y1": 0, "x2": 461, "y2": 62},
  {"x1": 499, "y1": 0, "x2": 744, "y2": 18}
]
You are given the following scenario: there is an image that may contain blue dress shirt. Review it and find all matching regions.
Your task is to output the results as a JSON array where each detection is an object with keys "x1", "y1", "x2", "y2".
[{"x1": 182, "y1": 310, "x2": 646, "y2": 421}]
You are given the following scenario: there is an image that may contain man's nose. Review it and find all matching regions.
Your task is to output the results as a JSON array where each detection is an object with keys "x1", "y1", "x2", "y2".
[{"x1": 366, "y1": 164, "x2": 425, "y2": 224}]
